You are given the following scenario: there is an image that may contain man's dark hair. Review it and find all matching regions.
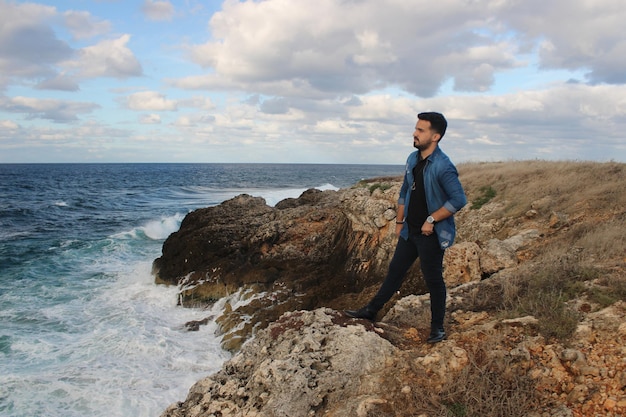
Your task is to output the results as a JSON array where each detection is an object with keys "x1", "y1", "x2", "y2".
[{"x1": 418, "y1": 112, "x2": 447, "y2": 140}]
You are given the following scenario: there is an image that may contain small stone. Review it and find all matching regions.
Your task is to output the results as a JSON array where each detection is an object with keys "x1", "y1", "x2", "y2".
[
  {"x1": 566, "y1": 385, "x2": 587, "y2": 403},
  {"x1": 604, "y1": 398, "x2": 617, "y2": 410},
  {"x1": 525, "y1": 209, "x2": 538, "y2": 218},
  {"x1": 580, "y1": 366, "x2": 600, "y2": 377},
  {"x1": 560, "y1": 348, "x2": 581, "y2": 362}
]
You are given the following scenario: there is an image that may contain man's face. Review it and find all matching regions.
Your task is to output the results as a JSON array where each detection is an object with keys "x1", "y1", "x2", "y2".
[{"x1": 413, "y1": 119, "x2": 439, "y2": 150}]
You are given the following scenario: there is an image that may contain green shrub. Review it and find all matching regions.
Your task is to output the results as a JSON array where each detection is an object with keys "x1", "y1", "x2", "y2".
[
  {"x1": 470, "y1": 185, "x2": 496, "y2": 210},
  {"x1": 368, "y1": 183, "x2": 392, "y2": 194},
  {"x1": 586, "y1": 275, "x2": 626, "y2": 307}
]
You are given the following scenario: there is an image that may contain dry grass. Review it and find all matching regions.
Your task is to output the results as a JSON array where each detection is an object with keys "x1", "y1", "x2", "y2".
[
  {"x1": 465, "y1": 248, "x2": 623, "y2": 342},
  {"x1": 433, "y1": 343, "x2": 540, "y2": 417},
  {"x1": 452, "y1": 160, "x2": 626, "y2": 341},
  {"x1": 572, "y1": 218, "x2": 626, "y2": 261},
  {"x1": 457, "y1": 160, "x2": 626, "y2": 219},
  {"x1": 367, "y1": 332, "x2": 541, "y2": 417}
]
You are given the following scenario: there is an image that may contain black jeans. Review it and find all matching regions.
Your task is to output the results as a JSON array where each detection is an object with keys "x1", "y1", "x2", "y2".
[{"x1": 368, "y1": 233, "x2": 446, "y2": 329}]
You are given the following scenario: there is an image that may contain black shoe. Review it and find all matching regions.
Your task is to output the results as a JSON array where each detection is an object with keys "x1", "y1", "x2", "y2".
[
  {"x1": 427, "y1": 328, "x2": 447, "y2": 344},
  {"x1": 344, "y1": 307, "x2": 377, "y2": 321}
]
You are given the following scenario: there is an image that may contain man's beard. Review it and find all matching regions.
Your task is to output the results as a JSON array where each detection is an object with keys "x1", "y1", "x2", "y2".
[{"x1": 414, "y1": 141, "x2": 429, "y2": 150}]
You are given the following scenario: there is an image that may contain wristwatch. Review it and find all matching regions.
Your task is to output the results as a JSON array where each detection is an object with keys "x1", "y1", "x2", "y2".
[{"x1": 426, "y1": 215, "x2": 436, "y2": 224}]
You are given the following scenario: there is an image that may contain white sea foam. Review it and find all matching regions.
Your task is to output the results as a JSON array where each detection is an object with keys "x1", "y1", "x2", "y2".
[
  {"x1": 173, "y1": 183, "x2": 339, "y2": 208},
  {"x1": 1, "y1": 220, "x2": 274, "y2": 417},
  {"x1": 1, "y1": 258, "x2": 233, "y2": 417},
  {"x1": 0, "y1": 230, "x2": 31, "y2": 240},
  {"x1": 140, "y1": 214, "x2": 185, "y2": 240},
  {"x1": 112, "y1": 213, "x2": 185, "y2": 241},
  {"x1": 249, "y1": 183, "x2": 339, "y2": 207}
]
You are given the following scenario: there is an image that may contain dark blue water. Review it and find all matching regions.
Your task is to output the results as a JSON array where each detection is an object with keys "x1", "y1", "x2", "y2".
[{"x1": 0, "y1": 163, "x2": 402, "y2": 417}]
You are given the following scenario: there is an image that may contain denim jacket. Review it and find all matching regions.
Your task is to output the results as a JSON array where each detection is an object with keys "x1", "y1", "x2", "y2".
[{"x1": 398, "y1": 146, "x2": 467, "y2": 249}]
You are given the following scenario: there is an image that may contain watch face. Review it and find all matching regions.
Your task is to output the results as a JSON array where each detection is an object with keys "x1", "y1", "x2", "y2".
[{"x1": 427, "y1": 216, "x2": 435, "y2": 224}]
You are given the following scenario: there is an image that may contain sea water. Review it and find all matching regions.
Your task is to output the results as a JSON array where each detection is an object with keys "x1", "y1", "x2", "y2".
[{"x1": 0, "y1": 163, "x2": 402, "y2": 417}]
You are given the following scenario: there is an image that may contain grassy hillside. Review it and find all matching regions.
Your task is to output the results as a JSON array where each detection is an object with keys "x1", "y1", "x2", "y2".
[{"x1": 455, "y1": 160, "x2": 626, "y2": 340}]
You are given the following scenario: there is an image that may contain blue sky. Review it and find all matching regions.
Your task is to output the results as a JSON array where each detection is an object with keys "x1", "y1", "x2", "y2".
[{"x1": 1, "y1": 0, "x2": 625, "y2": 164}]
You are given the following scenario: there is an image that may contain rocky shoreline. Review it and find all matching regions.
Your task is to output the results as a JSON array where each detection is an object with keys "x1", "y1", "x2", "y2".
[{"x1": 154, "y1": 161, "x2": 626, "y2": 416}]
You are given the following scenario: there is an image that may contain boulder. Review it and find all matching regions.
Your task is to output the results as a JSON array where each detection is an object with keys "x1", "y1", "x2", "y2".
[
  {"x1": 160, "y1": 309, "x2": 398, "y2": 417},
  {"x1": 442, "y1": 241, "x2": 482, "y2": 285},
  {"x1": 479, "y1": 229, "x2": 540, "y2": 274}
]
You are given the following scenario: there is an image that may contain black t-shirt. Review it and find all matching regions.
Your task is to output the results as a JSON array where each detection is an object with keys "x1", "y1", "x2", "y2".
[{"x1": 407, "y1": 156, "x2": 429, "y2": 234}]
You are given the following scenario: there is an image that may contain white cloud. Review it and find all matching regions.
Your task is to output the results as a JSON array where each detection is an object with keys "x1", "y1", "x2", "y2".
[
  {"x1": 468, "y1": 135, "x2": 501, "y2": 146},
  {"x1": 179, "y1": 0, "x2": 626, "y2": 100},
  {"x1": 313, "y1": 119, "x2": 359, "y2": 135},
  {"x1": 0, "y1": 96, "x2": 99, "y2": 122},
  {"x1": 1, "y1": 0, "x2": 626, "y2": 163},
  {"x1": 63, "y1": 10, "x2": 111, "y2": 40},
  {"x1": 35, "y1": 73, "x2": 80, "y2": 91},
  {"x1": 139, "y1": 113, "x2": 161, "y2": 124},
  {"x1": 62, "y1": 35, "x2": 142, "y2": 79},
  {"x1": 497, "y1": 0, "x2": 626, "y2": 84},
  {"x1": 142, "y1": 0, "x2": 175, "y2": 22},
  {"x1": 173, "y1": 115, "x2": 195, "y2": 127},
  {"x1": 127, "y1": 91, "x2": 177, "y2": 111},
  {"x1": 0, "y1": 119, "x2": 20, "y2": 130},
  {"x1": 0, "y1": 1, "x2": 72, "y2": 80},
  {"x1": 177, "y1": 96, "x2": 216, "y2": 110},
  {"x1": 353, "y1": 30, "x2": 396, "y2": 65},
  {"x1": 0, "y1": 1, "x2": 142, "y2": 90},
  {"x1": 185, "y1": 0, "x2": 521, "y2": 98},
  {"x1": 260, "y1": 97, "x2": 290, "y2": 115}
]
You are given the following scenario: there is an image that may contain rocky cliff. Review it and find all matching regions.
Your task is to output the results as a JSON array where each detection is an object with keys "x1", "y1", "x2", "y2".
[{"x1": 154, "y1": 161, "x2": 626, "y2": 417}]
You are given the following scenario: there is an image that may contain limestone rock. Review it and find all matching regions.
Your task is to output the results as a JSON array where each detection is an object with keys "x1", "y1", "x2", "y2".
[
  {"x1": 161, "y1": 309, "x2": 397, "y2": 417},
  {"x1": 162, "y1": 300, "x2": 626, "y2": 417},
  {"x1": 443, "y1": 241, "x2": 481, "y2": 286},
  {"x1": 479, "y1": 229, "x2": 540, "y2": 274}
]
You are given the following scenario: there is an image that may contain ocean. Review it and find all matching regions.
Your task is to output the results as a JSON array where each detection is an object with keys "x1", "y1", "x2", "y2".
[{"x1": 0, "y1": 163, "x2": 403, "y2": 417}]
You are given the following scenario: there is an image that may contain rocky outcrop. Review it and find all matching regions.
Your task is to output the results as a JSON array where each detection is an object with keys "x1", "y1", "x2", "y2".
[
  {"x1": 153, "y1": 177, "x2": 551, "y2": 351},
  {"x1": 161, "y1": 301, "x2": 626, "y2": 417},
  {"x1": 161, "y1": 308, "x2": 398, "y2": 417},
  {"x1": 155, "y1": 161, "x2": 626, "y2": 416},
  {"x1": 155, "y1": 181, "x2": 389, "y2": 348}
]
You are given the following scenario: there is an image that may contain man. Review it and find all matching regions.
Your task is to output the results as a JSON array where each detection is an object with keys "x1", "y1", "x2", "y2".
[{"x1": 345, "y1": 112, "x2": 467, "y2": 343}]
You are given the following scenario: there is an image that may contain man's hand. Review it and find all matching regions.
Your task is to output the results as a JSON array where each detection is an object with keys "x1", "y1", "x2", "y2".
[{"x1": 421, "y1": 221, "x2": 435, "y2": 236}]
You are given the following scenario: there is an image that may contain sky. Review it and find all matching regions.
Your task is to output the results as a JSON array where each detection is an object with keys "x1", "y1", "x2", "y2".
[{"x1": 1, "y1": 0, "x2": 625, "y2": 164}]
